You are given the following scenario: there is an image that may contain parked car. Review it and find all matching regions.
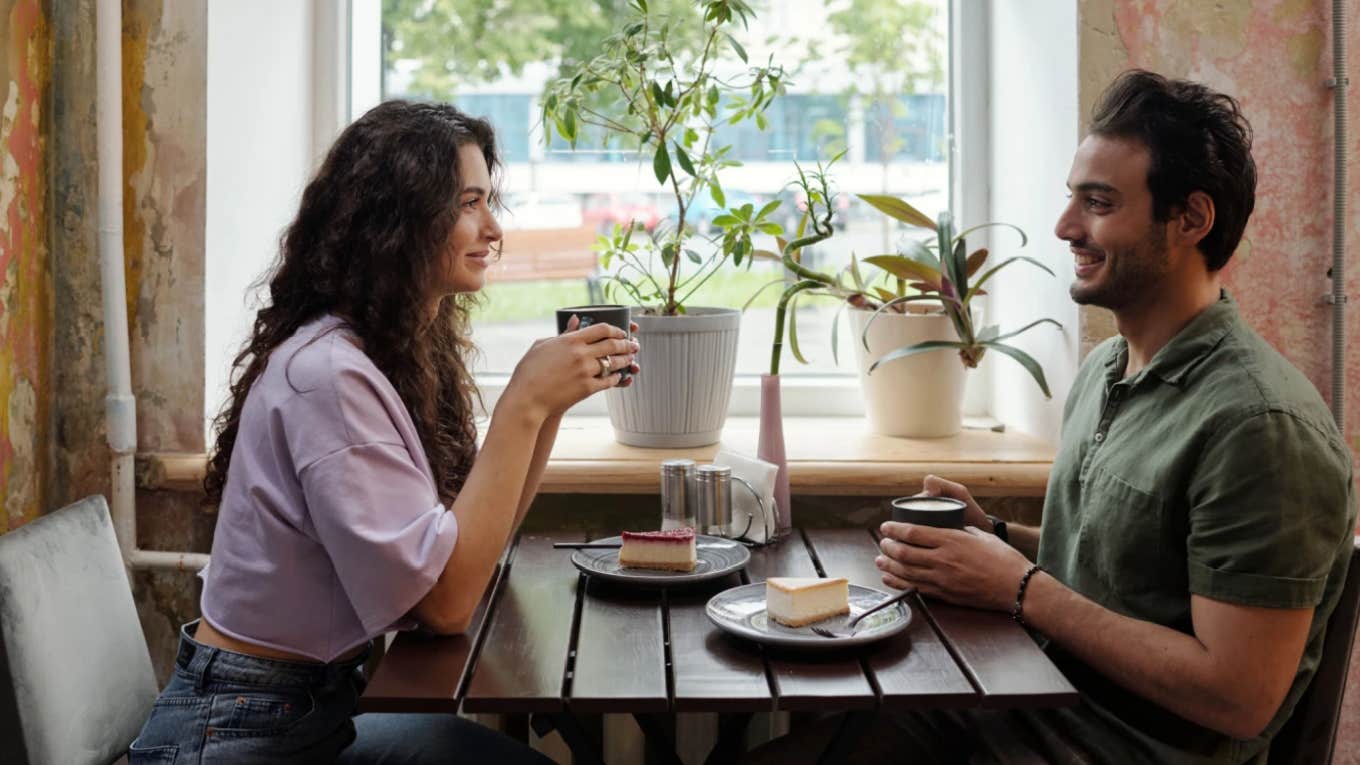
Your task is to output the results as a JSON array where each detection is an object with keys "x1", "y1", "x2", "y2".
[{"x1": 581, "y1": 192, "x2": 664, "y2": 233}]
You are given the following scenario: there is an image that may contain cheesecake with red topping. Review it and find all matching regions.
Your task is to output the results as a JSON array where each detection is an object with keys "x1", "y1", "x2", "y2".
[{"x1": 619, "y1": 528, "x2": 697, "y2": 572}]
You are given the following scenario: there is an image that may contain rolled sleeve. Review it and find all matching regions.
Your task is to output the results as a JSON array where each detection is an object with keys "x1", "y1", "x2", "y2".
[
  {"x1": 300, "y1": 442, "x2": 459, "y2": 635},
  {"x1": 1187, "y1": 411, "x2": 1352, "y2": 608}
]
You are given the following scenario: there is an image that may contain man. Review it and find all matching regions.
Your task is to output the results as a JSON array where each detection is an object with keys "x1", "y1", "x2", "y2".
[{"x1": 754, "y1": 71, "x2": 1356, "y2": 764}]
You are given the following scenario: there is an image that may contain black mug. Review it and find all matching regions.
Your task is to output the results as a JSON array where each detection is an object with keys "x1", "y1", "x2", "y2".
[
  {"x1": 555, "y1": 304, "x2": 632, "y2": 382},
  {"x1": 890, "y1": 496, "x2": 966, "y2": 529}
]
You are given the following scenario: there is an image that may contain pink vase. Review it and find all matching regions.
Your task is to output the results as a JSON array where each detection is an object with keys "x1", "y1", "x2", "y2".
[{"x1": 757, "y1": 373, "x2": 792, "y2": 537}]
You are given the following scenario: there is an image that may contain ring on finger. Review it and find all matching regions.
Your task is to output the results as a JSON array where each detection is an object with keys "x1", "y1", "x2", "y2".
[{"x1": 597, "y1": 357, "x2": 612, "y2": 378}]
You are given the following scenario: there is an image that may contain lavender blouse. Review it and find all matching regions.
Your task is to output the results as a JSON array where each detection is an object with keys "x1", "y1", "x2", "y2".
[{"x1": 200, "y1": 316, "x2": 460, "y2": 662}]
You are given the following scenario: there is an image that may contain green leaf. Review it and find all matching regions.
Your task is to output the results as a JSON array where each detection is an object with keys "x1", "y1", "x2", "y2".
[
  {"x1": 710, "y1": 177, "x2": 726, "y2": 207},
  {"x1": 867, "y1": 340, "x2": 970, "y2": 375},
  {"x1": 711, "y1": 214, "x2": 740, "y2": 227},
  {"x1": 725, "y1": 32, "x2": 748, "y2": 63},
  {"x1": 982, "y1": 341, "x2": 1053, "y2": 398},
  {"x1": 756, "y1": 222, "x2": 782, "y2": 235},
  {"x1": 673, "y1": 142, "x2": 696, "y2": 176},
  {"x1": 956, "y1": 222, "x2": 1028, "y2": 248},
  {"x1": 849, "y1": 253, "x2": 865, "y2": 291},
  {"x1": 653, "y1": 142, "x2": 672, "y2": 184},
  {"x1": 788, "y1": 295, "x2": 808, "y2": 364},
  {"x1": 988, "y1": 318, "x2": 1062, "y2": 345},
  {"x1": 858, "y1": 194, "x2": 937, "y2": 230},
  {"x1": 651, "y1": 81, "x2": 667, "y2": 106},
  {"x1": 741, "y1": 278, "x2": 789, "y2": 311},
  {"x1": 862, "y1": 255, "x2": 942, "y2": 289},
  {"x1": 756, "y1": 200, "x2": 781, "y2": 220},
  {"x1": 965, "y1": 256, "x2": 1057, "y2": 302},
  {"x1": 830, "y1": 300, "x2": 848, "y2": 366},
  {"x1": 708, "y1": 85, "x2": 720, "y2": 106},
  {"x1": 661, "y1": 242, "x2": 676, "y2": 266}
]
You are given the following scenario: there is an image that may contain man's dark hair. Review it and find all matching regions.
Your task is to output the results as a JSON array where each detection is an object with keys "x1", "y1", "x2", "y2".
[{"x1": 1089, "y1": 70, "x2": 1256, "y2": 271}]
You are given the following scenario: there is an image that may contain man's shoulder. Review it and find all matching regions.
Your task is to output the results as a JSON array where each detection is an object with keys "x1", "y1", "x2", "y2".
[{"x1": 1194, "y1": 321, "x2": 1338, "y2": 437}]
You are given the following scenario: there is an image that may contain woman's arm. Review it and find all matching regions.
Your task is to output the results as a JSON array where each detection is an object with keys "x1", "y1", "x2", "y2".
[{"x1": 412, "y1": 322, "x2": 633, "y2": 633}]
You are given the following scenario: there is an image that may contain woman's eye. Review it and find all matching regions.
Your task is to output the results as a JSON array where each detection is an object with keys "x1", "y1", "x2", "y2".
[{"x1": 461, "y1": 198, "x2": 480, "y2": 210}]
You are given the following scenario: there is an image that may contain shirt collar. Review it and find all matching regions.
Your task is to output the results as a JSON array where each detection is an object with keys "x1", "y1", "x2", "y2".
[{"x1": 1102, "y1": 290, "x2": 1238, "y2": 388}]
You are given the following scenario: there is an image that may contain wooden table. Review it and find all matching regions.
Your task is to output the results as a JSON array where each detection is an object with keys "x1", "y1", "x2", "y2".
[{"x1": 359, "y1": 529, "x2": 1077, "y2": 763}]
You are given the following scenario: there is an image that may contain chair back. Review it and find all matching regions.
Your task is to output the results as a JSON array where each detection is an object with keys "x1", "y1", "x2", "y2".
[
  {"x1": 1271, "y1": 538, "x2": 1360, "y2": 764},
  {"x1": 0, "y1": 496, "x2": 159, "y2": 765}
]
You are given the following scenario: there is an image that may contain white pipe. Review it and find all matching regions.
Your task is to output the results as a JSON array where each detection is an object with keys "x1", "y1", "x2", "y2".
[
  {"x1": 1330, "y1": 0, "x2": 1349, "y2": 429},
  {"x1": 97, "y1": 0, "x2": 208, "y2": 574}
]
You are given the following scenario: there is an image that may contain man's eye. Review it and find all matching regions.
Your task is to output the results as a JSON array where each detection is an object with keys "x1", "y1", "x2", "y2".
[{"x1": 1085, "y1": 197, "x2": 1111, "y2": 210}]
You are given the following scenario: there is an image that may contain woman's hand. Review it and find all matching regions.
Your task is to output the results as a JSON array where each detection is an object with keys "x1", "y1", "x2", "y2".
[{"x1": 501, "y1": 317, "x2": 640, "y2": 419}]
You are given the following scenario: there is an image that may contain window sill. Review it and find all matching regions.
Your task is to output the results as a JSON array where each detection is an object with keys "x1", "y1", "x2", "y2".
[
  {"x1": 539, "y1": 416, "x2": 1054, "y2": 497},
  {"x1": 139, "y1": 416, "x2": 1055, "y2": 498}
]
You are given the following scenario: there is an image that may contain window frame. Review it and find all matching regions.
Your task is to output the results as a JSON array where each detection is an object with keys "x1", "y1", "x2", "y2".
[{"x1": 343, "y1": 0, "x2": 985, "y2": 421}]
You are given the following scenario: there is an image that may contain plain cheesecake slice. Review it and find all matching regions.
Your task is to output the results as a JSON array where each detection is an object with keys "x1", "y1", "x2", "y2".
[
  {"x1": 618, "y1": 528, "x2": 697, "y2": 572},
  {"x1": 766, "y1": 577, "x2": 850, "y2": 627}
]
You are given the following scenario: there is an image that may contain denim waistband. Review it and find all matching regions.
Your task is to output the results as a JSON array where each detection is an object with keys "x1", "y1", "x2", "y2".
[{"x1": 176, "y1": 620, "x2": 371, "y2": 690}]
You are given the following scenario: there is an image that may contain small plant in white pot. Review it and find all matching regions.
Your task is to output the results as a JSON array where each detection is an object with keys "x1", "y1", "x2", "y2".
[
  {"x1": 766, "y1": 179, "x2": 1062, "y2": 437},
  {"x1": 541, "y1": 0, "x2": 788, "y2": 447}
]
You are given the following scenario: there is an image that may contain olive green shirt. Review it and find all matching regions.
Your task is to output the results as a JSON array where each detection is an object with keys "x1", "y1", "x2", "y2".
[{"x1": 1034, "y1": 292, "x2": 1355, "y2": 764}]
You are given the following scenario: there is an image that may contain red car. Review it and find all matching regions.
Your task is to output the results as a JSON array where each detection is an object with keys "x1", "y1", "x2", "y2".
[{"x1": 582, "y1": 192, "x2": 664, "y2": 233}]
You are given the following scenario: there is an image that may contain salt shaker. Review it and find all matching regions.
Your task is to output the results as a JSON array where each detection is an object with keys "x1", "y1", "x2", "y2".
[{"x1": 659, "y1": 458, "x2": 696, "y2": 530}]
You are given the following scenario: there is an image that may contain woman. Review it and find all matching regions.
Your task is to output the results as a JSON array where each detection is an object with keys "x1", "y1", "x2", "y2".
[{"x1": 129, "y1": 100, "x2": 637, "y2": 763}]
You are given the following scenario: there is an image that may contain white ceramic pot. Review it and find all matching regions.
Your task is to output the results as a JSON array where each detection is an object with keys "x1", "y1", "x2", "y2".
[
  {"x1": 849, "y1": 306, "x2": 965, "y2": 437},
  {"x1": 606, "y1": 307, "x2": 741, "y2": 447}
]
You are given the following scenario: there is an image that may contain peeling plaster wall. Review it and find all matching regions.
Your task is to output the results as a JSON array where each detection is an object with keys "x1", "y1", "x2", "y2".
[
  {"x1": 1077, "y1": 0, "x2": 1360, "y2": 453},
  {"x1": 120, "y1": 0, "x2": 212, "y2": 682},
  {"x1": 1077, "y1": 3, "x2": 1360, "y2": 758},
  {"x1": 0, "y1": 0, "x2": 52, "y2": 532}
]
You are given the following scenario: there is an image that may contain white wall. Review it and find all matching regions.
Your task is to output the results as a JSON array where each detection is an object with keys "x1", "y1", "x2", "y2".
[
  {"x1": 205, "y1": 1, "x2": 369, "y2": 437},
  {"x1": 984, "y1": 0, "x2": 1081, "y2": 443}
]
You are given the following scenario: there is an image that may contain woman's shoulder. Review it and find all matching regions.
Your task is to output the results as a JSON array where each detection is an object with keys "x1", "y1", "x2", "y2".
[{"x1": 267, "y1": 316, "x2": 412, "y2": 450}]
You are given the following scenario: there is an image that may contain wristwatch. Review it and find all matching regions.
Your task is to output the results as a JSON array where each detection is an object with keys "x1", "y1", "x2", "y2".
[{"x1": 986, "y1": 514, "x2": 1009, "y2": 544}]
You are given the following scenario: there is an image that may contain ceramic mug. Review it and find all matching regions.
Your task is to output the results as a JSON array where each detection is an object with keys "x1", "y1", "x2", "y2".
[
  {"x1": 556, "y1": 304, "x2": 632, "y2": 382},
  {"x1": 889, "y1": 496, "x2": 966, "y2": 529}
]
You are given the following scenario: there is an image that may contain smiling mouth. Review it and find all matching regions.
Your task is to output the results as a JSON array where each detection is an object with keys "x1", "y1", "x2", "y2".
[{"x1": 1073, "y1": 249, "x2": 1105, "y2": 267}]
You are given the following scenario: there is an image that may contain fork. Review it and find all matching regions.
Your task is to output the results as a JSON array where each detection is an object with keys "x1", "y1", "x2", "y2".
[{"x1": 810, "y1": 587, "x2": 917, "y2": 638}]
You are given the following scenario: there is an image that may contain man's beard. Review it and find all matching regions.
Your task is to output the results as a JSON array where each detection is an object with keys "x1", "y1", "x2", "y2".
[{"x1": 1069, "y1": 225, "x2": 1170, "y2": 310}]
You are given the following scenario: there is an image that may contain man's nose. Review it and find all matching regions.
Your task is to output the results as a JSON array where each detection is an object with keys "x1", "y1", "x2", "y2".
[{"x1": 1054, "y1": 203, "x2": 1081, "y2": 243}]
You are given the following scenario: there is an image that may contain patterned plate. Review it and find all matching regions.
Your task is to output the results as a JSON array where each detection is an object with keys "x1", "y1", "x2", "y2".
[
  {"x1": 705, "y1": 582, "x2": 912, "y2": 650},
  {"x1": 571, "y1": 535, "x2": 750, "y2": 587}
]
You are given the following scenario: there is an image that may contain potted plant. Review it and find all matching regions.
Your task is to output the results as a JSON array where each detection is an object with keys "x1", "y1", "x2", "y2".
[
  {"x1": 541, "y1": 0, "x2": 789, "y2": 447},
  {"x1": 766, "y1": 172, "x2": 1061, "y2": 437}
]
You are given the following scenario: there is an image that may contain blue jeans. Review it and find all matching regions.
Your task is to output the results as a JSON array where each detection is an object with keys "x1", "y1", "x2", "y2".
[{"x1": 129, "y1": 622, "x2": 552, "y2": 764}]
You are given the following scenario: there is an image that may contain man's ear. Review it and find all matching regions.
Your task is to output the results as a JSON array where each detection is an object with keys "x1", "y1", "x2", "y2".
[{"x1": 1174, "y1": 190, "x2": 1215, "y2": 249}]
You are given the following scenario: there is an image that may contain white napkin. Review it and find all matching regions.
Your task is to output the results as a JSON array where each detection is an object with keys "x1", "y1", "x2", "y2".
[{"x1": 713, "y1": 450, "x2": 779, "y2": 544}]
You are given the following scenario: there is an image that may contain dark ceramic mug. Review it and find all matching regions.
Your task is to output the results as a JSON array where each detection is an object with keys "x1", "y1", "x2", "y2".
[
  {"x1": 890, "y1": 496, "x2": 966, "y2": 529},
  {"x1": 555, "y1": 304, "x2": 632, "y2": 382}
]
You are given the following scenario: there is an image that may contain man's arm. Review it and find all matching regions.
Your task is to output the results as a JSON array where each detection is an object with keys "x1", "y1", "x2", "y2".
[{"x1": 877, "y1": 525, "x2": 1313, "y2": 740}]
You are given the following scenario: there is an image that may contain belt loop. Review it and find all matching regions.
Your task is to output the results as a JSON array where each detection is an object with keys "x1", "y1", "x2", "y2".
[{"x1": 193, "y1": 646, "x2": 218, "y2": 693}]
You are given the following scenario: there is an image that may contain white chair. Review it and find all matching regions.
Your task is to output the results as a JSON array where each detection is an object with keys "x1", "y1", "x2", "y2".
[{"x1": 0, "y1": 495, "x2": 159, "y2": 764}]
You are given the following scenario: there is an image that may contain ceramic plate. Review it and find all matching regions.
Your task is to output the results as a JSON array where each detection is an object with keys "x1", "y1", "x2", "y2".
[
  {"x1": 705, "y1": 582, "x2": 912, "y2": 650},
  {"x1": 571, "y1": 535, "x2": 750, "y2": 587}
]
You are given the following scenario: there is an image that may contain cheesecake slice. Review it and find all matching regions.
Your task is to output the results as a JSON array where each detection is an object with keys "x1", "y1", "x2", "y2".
[
  {"x1": 766, "y1": 577, "x2": 850, "y2": 627},
  {"x1": 619, "y1": 528, "x2": 697, "y2": 572}
]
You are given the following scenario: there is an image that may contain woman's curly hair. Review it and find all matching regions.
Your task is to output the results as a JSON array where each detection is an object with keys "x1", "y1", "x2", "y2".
[{"x1": 205, "y1": 100, "x2": 501, "y2": 508}]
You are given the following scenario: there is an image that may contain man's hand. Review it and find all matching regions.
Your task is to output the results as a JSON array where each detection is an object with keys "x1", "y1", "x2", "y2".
[{"x1": 876, "y1": 522, "x2": 1033, "y2": 611}]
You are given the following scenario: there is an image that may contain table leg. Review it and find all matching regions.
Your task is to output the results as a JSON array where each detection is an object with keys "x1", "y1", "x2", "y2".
[
  {"x1": 529, "y1": 712, "x2": 606, "y2": 765},
  {"x1": 631, "y1": 713, "x2": 684, "y2": 765},
  {"x1": 817, "y1": 711, "x2": 875, "y2": 765},
  {"x1": 703, "y1": 713, "x2": 753, "y2": 765}
]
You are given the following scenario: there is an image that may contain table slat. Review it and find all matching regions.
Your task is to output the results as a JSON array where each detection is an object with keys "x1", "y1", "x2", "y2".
[
  {"x1": 803, "y1": 529, "x2": 977, "y2": 709},
  {"x1": 462, "y1": 534, "x2": 583, "y2": 714},
  {"x1": 923, "y1": 602, "x2": 1079, "y2": 708},
  {"x1": 668, "y1": 573, "x2": 774, "y2": 713},
  {"x1": 358, "y1": 543, "x2": 514, "y2": 714},
  {"x1": 569, "y1": 576, "x2": 669, "y2": 713},
  {"x1": 747, "y1": 534, "x2": 877, "y2": 711}
]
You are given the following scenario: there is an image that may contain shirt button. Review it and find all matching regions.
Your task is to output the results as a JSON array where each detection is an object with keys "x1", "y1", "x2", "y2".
[{"x1": 1094, "y1": 432, "x2": 1105, "y2": 443}]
